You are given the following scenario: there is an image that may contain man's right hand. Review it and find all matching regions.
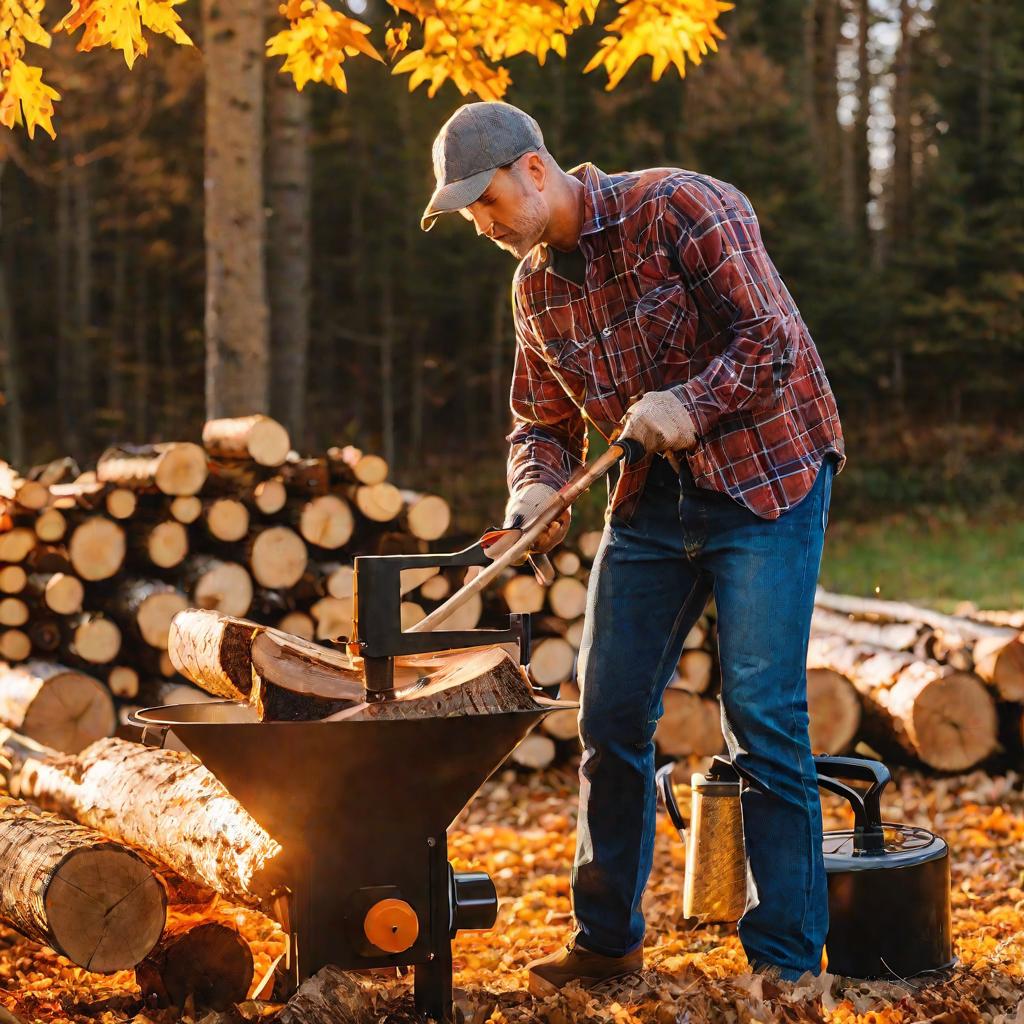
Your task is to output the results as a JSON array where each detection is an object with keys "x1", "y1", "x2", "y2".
[{"x1": 504, "y1": 482, "x2": 570, "y2": 556}]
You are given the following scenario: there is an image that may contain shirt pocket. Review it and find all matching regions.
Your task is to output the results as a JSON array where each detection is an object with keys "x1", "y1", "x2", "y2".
[{"x1": 633, "y1": 282, "x2": 698, "y2": 369}]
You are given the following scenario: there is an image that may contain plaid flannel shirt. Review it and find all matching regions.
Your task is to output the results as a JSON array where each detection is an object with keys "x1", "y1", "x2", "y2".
[{"x1": 507, "y1": 162, "x2": 845, "y2": 522}]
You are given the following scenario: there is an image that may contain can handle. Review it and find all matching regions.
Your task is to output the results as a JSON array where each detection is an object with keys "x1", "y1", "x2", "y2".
[
  {"x1": 655, "y1": 762, "x2": 687, "y2": 833},
  {"x1": 814, "y1": 754, "x2": 889, "y2": 851}
]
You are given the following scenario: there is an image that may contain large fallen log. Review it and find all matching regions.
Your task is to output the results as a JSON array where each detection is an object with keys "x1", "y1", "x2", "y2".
[
  {"x1": 0, "y1": 795, "x2": 166, "y2": 972},
  {"x1": 6, "y1": 736, "x2": 282, "y2": 903},
  {"x1": 0, "y1": 661, "x2": 115, "y2": 753},
  {"x1": 808, "y1": 635, "x2": 998, "y2": 771},
  {"x1": 815, "y1": 589, "x2": 1024, "y2": 700}
]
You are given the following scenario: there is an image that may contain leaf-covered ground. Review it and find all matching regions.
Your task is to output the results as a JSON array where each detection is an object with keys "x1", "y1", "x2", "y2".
[{"x1": 1, "y1": 759, "x2": 1022, "y2": 1023}]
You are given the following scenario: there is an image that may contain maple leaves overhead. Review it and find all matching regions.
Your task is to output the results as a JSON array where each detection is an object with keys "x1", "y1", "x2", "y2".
[{"x1": 0, "y1": 0, "x2": 731, "y2": 139}]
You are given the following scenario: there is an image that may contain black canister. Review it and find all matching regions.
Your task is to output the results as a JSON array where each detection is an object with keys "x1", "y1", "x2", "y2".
[{"x1": 815, "y1": 755, "x2": 955, "y2": 979}]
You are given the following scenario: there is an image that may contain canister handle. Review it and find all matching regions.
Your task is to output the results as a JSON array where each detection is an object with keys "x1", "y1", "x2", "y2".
[
  {"x1": 655, "y1": 762, "x2": 687, "y2": 833},
  {"x1": 814, "y1": 755, "x2": 889, "y2": 852}
]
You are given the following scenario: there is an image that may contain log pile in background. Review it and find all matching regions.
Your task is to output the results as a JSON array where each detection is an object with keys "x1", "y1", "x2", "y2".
[{"x1": 0, "y1": 416, "x2": 457, "y2": 748}]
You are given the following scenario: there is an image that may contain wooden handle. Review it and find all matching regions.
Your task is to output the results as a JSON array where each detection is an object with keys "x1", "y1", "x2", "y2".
[{"x1": 410, "y1": 441, "x2": 640, "y2": 634}]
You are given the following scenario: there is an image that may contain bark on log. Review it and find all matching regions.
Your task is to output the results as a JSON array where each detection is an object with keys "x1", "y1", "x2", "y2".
[
  {"x1": 808, "y1": 635, "x2": 998, "y2": 770},
  {"x1": 203, "y1": 415, "x2": 290, "y2": 468},
  {"x1": 0, "y1": 795, "x2": 166, "y2": 972},
  {"x1": 806, "y1": 667, "x2": 861, "y2": 754},
  {"x1": 136, "y1": 918, "x2": 254, "y2": 1011},
  {"x1": 812, "y1": 607, "x2": 921, "y2": 651},
  {"x1": 0, "y1": 661, "x2": 115, "y2": 752},
  {"x1": 168, "y1": 609, "x2": 259, "y2": 702},
  {"x1": 113, "y1": 578, "x2": 188, "y2": 649},
  {"x1": 68, "y1": 516, "x2": 125, "y2": 581},
  {"x1": 97, "y1": 443, "x2": 208, "y2": 496},
  {"x1": 28, "y1": 617, "x2": 61, "y2": 654},
  {"x1": 279, "y1": 454, "x2": 329, "y2": 496},
  {"x1": 8, "y1": 736, "x2": 282, "y2": 903},
  {"x1": 279, "y1": 966, "x2": 377, "y2": 1024}
]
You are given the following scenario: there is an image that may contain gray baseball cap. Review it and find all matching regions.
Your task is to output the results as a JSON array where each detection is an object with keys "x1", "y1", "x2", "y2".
[{"x1": 421, "y1": 101, "x2": 545, "y2": 232}]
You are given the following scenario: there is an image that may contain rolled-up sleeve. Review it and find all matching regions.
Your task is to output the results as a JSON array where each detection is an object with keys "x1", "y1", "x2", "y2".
[
  {"x1": 506, "y1": 285, "x2": 587, "y2": 495},
  {"x1": 661, "y1": 182, "x2": 799, "y2": 436}
]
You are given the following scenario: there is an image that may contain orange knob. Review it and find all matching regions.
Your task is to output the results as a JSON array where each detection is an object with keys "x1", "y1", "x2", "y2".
[{"x1": 363, "y1": 898, "x2": 419, "y2": 953}]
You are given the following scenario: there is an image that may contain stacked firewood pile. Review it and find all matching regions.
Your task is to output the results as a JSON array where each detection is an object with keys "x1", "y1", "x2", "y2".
[{"x1": 0, "y1": 416, "x2": 466, "y2": 748}]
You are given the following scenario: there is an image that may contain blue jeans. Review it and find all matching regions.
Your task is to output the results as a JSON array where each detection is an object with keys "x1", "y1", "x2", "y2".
[{"x1": 571, "y1": 452, "x2": 835, "y2": 979}]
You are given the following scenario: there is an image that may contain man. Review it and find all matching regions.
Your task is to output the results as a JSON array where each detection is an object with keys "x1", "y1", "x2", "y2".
[{"x1": 421, "y1": 101, "x2": 844, "y2": 992}]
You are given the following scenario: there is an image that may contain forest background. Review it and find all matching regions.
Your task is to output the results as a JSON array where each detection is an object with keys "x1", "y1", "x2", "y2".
[{"x1": 0, "y1": 0, "x2": 1021, "y2": 608}]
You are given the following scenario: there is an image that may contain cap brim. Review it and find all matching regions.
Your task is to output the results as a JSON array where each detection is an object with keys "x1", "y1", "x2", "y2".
[{"x1": 420, "y1": 167, "x2": 497, "y2": 231}]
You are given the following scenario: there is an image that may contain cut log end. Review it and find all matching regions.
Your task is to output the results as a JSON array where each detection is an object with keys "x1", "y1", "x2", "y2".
[
  {"x1": 299, "y1": 495, "x2": 354, "y2": 550},
  {"x1": 806, "y1": 668, "x2": 861, "y2": 754},
  {"x1": 69, "y1": 517, "x2": 126, "y2": 582},
  {"x1": 907, "y1": 671, "x2": 998, "y2": 772},
  {"x1": 250, "y1": 527, "x2": 308, "y2": 590},
  {"x1": 46, "y1": 846, "x2": 166, "y2": 973}
]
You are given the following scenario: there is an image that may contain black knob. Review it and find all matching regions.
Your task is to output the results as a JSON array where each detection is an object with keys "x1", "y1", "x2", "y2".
[{"x1": 450, "y1": 870, "x2": 498, "y2": 934}]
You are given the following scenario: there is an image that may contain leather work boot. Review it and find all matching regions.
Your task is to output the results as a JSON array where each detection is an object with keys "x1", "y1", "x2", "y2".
[{"x1": 526, "y1": 933, "x2": 644, "y2": 995}]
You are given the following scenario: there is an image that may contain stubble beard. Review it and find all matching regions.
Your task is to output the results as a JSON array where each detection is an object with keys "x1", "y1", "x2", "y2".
[{"x1": 493, "y1": 193, "x2": 548, "y2": 260}]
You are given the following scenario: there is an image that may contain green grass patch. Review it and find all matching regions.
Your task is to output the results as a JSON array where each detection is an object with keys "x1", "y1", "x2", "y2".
[{"x1": 821, "y1": 507, "x2": 1024, "y2": 613}]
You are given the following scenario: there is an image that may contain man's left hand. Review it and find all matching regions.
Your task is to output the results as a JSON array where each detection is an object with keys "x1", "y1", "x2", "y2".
[{"x1": 619, "y1": 390, "x2": 698, "y2": 455}]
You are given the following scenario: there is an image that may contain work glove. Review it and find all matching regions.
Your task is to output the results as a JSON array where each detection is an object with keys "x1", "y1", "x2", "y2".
[
  {"x1": 618, "y1": 390, "x2": 698, "y2": 455},
  {"x1": 503, "y1": 482, "x2": 570, "y2": 557}
]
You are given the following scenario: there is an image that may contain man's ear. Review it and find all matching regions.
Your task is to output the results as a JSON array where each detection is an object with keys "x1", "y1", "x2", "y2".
[{"x1": 523, "y1": 152, "x2": 547, "y2": 191}]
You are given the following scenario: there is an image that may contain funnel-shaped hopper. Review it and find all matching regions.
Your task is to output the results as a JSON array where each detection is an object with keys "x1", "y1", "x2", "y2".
[{"x1": 133, "y1": 700, "x2": 568, "y2": 986}]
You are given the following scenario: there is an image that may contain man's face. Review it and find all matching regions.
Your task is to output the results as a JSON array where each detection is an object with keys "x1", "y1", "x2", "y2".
[{"x1": 459, "y1": 157, "x2": 549, "y2": 259}]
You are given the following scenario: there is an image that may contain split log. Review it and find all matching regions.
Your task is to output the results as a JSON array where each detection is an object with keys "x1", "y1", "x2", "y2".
[
  {"x1": 251, "y1": 477, "x2": 287, "y2": 515},
  {"x1": 0, "y1": 661, "x2": 115, "y2": 752},
  {"x1": 0, "y1": 631, "x2": 30, "y2": 662},
  {"x1": 105, "y1": 487, "x2": 138, "y2": 520},
  {"x1": 808, "y1": 635, "x2": 998, "y2": 771},
  {"x1": 806, "y1": 667, "x2": 861, "y2": 754},
  {"x1": 528, "y1": 637, "x2": 576, "y2": 687},
  {"x1": 548, "y1": 576, "x2": 588, "y2": 621},
  {"x1": 169, "y1": 495, "x2": 203, "y2": 524},
  {"x1": 203, "y1": 415, "x2": 290, "y2": 468},
  {"x1": 552, "y1": 550, "x2": 581, "y2": 576},
  {"x1": 0, "y1": 527, "x2": 36, "y2": 562},
  {"x1": 181, "y1": 555, "x2": 253, "y2": 618},
  {"x1": 97, "y1": 443, "x2": 208, "y2": 496},
  {"x1": 168, "y1": 609, "x2": 259, "y2": 702},
  {"x1": 205, "y1": 498, "x2": 250, "y2": 543},
  {"x1": 297, "y1": 495, "x2": 353, "y2": 550},
  {"x1": 327, "y1": 445, "x2": 388, "y2": 486},
  {"x1": 0, "y1": 795, "x2": 166, "y2": 972},
  {"x1": 68, "y1": 516, "x2": 125, "y2": 581},
  {"x1": 65, "y1": 612, "x2": 122, "y2": 665},
  {"x1": 133, "y1": 520, "x2": 190, "y2": 569},
  {"x1": 350, "y1": 482, "x2": 403, "y2": 523},
  {"x1": 136, "y1": 917, "x2": 254, "y2": 1011},
  {"x1": 674, "y1": 649, "x2": 714, "y2": 694},
  {"x1": 33, "y1": 508, "x2": 67, "y2": 543},
  {"x1": 113, "y1": 579, "x2": 188, "y2": 649},
  {"x1": 0, "y1": 463, "x2": 48, "y2": 511},
  {"x1": 8, "y1": 737, "x2": 282, "y2": 903},
  {"x1": 655, "y1": 690, "x2": 724, "y2": 758},
  {"x1": 399, "y1": 491, "x2": 451, "y2": 541},
  {"x1": 0, "y1": 565, "x2": 26, "y2": 594},
  {"x1": 503, "y1": 574, "x2": 545, "y2": 614},
  {"x1": 27, "y1": 573, "x2": 84, "y2": 610},
  {"x1": 0, "y1": 598, "x2": 29, "y2": 627},
  {"x1": 248, "y1": 526, "x2": 308, "y2": 589}
]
